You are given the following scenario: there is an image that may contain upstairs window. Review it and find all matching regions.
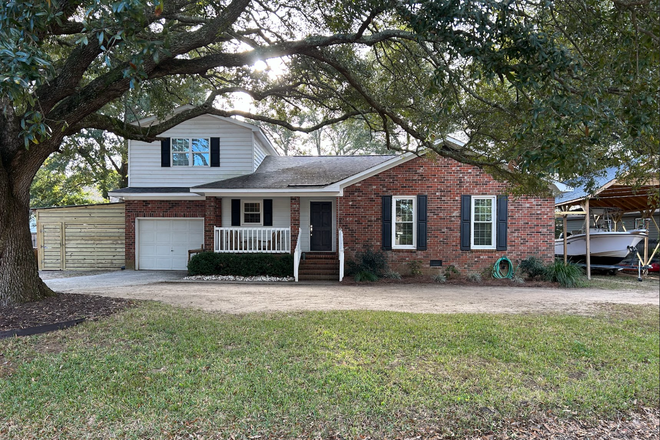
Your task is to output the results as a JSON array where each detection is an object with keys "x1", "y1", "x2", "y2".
[
  {"x1": 171, "y1": 138, "x2": 210, "y2": 166},
  {"x1": 471, "y1": 196, "x2": 496, "y2": 249}
]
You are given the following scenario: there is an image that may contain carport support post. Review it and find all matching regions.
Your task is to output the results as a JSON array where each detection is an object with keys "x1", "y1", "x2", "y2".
[
  {"x1": 563, "y1": 215, "x2": 568, "y2": 266},
  {"x1": 585, "y1": 198, "x2": 591, "y2": 280}
]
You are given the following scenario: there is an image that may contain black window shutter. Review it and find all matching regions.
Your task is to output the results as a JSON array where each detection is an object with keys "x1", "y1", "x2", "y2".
[
  {"x1": 161, "y1": 138, "x2": 171, "y2": 167},
  {"x1": 460, "y1": 195, "x2": 471, "y2": 251},
  {"x1": 496, "y1": 195, "x2": 508, "y2": 251},
  {"x1": 263, "y1": 199, "x2": 273, "y2": 226},
  {"x1": 417, "y1": 195, "x2": 427, "y2": 250},
  {"x1": 382, "y1": 196, "x2": 392, "y2": 250},
  {"x1": 231, "y1": 199, "x2": 241, "y2": 226},
  {"x1": 210, "y1": 137, "x2": 220, "y2": 167}
]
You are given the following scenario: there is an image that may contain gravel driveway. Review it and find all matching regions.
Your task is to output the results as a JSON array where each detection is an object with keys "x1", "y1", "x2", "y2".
[{"x1": 43, "y1": 270, "x2": 660, "y2": 315}]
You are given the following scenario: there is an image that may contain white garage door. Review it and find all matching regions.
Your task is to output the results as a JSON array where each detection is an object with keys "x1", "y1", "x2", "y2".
[{"x1": 138, "y1": 219, "x2": 204, "y2": 270}]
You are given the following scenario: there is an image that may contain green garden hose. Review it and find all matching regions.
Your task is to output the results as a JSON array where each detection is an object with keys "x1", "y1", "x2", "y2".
[{"x1": 493, "y1": 256, "x2": 514, "y2": 279}]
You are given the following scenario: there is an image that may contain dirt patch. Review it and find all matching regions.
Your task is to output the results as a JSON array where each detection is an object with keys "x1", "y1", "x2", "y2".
[{"x1": 0, "y1": 293, "x2": 135, "y2": 332}]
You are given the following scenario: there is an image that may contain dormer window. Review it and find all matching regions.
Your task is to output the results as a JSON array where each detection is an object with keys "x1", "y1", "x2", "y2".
[{"x1": 171, "y1": 138, "x2": 210, "y2": 166}]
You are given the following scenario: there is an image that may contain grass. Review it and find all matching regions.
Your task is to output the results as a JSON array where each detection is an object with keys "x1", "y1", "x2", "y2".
[{"x1": 1, "y1": 303, "x2": 658, "y2": 439}]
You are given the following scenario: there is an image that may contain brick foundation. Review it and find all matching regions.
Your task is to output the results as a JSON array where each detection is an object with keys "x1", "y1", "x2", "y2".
[{"x1": 337, "y1": 156, "x2": 555, "y2": 275}]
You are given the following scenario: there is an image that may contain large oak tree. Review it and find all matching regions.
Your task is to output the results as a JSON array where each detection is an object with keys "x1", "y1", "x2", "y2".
[{"x1": 1, "y1": 0, "x2": 656, "y2": 305}]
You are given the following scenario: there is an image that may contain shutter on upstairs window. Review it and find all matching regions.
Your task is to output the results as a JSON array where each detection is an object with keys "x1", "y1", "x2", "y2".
[
  {"x1": 496, "y1": 195, "x2": 508, "y2": 251},
  {"x1": 231, "y1": 199, "x2": 241, "y2": 226},
  {"x1": 382, "y1": 196, "x2": 392, "y2": 250},
  {"x1": 161, "y1": 138, "x2": 171, "y2": 167},
  {"x1": 210, "y1": 137, "x2": 220, "y2": 167},
  {"x1": 417, "y1": 195, "x2": 427, "y2": 250},
  {"x1": 263, "y1": 199, "x2": 273, "y2": 226},
  {"x1": 460, "y1": 195, "x2": 471, "y2": 251}
]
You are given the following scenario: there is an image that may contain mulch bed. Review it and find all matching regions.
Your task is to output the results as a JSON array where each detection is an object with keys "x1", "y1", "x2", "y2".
[{"x1": 0, "y1": 293, "x2": 135, "y2": 332}]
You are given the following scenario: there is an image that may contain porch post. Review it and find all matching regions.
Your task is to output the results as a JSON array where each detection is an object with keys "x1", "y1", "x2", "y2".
[
  {"x1": 290, "y1": 197, "x2": 300, "y2": 252},
  {"x1": 205, "y1": 197, "x2": 221, "y2": 251}
]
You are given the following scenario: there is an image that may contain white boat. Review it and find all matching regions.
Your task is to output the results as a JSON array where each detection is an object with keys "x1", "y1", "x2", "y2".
[{"x1": 555, "y1": 229, "x2": 647, "y2": 265}]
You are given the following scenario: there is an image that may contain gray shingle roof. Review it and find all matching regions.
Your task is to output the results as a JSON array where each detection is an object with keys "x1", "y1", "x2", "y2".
[
  {"x1": 194, "y1": 155, "x2": 397, "y2": 189},
  {"x1": 109, "y1": 187, "x2": 191, "y2": 194}
]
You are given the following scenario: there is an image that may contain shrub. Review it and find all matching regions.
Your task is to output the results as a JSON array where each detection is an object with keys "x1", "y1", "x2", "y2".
[
  {"x1": 408, "y1": 260, "x2": 423, "y2": 276},
  {"x1": 518, "y1": 256, "x2": 547, "y2": 280},
  {"x1": 188, "y1": 252, "x2": 294, "y2": 277},
  {"x1": 346, "y1": 248, "x2": 388, "y2": 278},
  {"x1": 545, "y1": 260, "x2": 585, "y2": 288},
  {"x1": 354, "y1": 271, "x2": 379, "y2": 282},
  {"x1": 467, "y1": 272, "x2": 482, "y2": 283},
  {"x1": 444, "y1": 265, "x2": 460, "y2": 279},
  {"x1": 383, "y1": 270, "x2": 402, "y2": 280},
  {"x1": 432, "y1": 273, "x2": 446, "y2": 283}
]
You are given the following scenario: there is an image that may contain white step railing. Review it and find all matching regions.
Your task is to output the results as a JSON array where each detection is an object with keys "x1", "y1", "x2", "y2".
[
  {"x1": 214, "y1": 227, "x2": 291, "y2": 253},
  {"x1": 338, "y1": 228, "x2": 344, "y2": 282},
  {"x1": 293, "y1": 228, "x2": 302, "y2": 282}
]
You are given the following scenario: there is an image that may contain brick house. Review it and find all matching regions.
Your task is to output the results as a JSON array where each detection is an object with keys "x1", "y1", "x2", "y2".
[{"x1": 109, "y1": 111, "x2": 555, "y2": 279}]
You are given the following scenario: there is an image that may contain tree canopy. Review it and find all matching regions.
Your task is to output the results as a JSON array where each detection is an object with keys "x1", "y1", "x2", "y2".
[{"x1": 0, "y1": 0, "x2": 658, "y2": 305}]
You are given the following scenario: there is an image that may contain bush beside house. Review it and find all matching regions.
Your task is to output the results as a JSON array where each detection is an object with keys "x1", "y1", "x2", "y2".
[{"x1": 188, "y1": 252, "x2": 294, "y2": 277}]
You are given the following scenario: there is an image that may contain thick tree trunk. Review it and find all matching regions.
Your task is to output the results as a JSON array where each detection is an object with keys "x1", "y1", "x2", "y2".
[
  {"x1": 0, "y1": 109, "x2": 58, "y2": 306},
  {"x1": 0, "y1": 173, "x2": 56, "y2": 306}
]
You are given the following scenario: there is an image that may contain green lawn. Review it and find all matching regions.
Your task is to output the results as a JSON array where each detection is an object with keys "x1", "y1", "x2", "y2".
[{"x1": 1, "y1": 303, "x2": 658, "y2": 439}]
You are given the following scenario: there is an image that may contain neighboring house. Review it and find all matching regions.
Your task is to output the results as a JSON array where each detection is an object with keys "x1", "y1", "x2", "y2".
[{"x1": 109, "y1": 112, "x2": 555, "y2": 278}]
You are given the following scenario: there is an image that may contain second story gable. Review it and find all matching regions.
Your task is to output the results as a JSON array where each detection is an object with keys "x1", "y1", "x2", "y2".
[{"x1": 128, "y1": 114, "x2": 277, "y2": 188}]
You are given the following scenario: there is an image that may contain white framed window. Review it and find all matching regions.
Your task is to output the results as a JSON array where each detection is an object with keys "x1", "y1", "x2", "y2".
[
  {"x1": 242, "y1": 201, "x2": 262, "y2": 225},
  {"x1": 471, "y1": 196, "x2": 496, "y2": 249},
  {"x1": 171, "y1": 138, "x2": 210, "y2": 167},
  {"x1": 392, "y1": 196, "x2": 416, "y2": 249}
]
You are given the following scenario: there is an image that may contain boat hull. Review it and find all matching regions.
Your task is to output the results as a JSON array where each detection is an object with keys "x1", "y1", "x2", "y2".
[{"x1": 554, "y1": 230, "x2": 647, "y2": 265}]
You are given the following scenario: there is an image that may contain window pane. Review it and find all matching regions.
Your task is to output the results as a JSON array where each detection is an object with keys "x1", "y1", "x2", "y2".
[
  {"x1": 395, "y1": 223, "x2": 413, "y2": 246},
  {"x1": 243, "y1": 202, "x2": 261, "y2": 223},
  {"x1": 244, "y1": 203, "x2": 260, "y2": 213},
  {"x1": 396, "y1": 199, "x2": 414, "y2": 222},
  {"x1": 191, "y1": 138, "x2": 209, "y2": 152},
  {"x1": 172, "y1": 153, "x2": 189, "y2": 166},
  {"x1": 171, "y1": 138, "x2": 189, "y2": 152},
  {"x1": 473, "y1": 199, "x2": 492, "y2": 222},
  {"x1": 473, "y1": 223, "x2": 492, "y2": 246},
  {"x1": 193, "y1": 153, "x2": 209, "y2": 166}
]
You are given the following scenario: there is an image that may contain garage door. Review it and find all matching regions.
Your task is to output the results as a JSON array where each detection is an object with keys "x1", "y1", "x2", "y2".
[{"x1": 138, "y1": 219, "x2": 204, "y2": 270}]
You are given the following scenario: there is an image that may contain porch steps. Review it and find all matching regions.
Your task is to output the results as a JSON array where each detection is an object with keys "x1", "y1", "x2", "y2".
[{"x1": 298, "y1": 252, "x2": 339, "y2": 281}]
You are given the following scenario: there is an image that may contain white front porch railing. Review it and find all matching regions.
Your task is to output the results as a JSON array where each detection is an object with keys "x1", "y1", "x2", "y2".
[
  {"x1": 214, "y1": 227, "x2": 291, "y2": 253},
  {"x1": 338, "y1": 228, "x2": 345, "y2": 282},
  {"x1": 293, "y1": 228, "x2": 302, "y2": 282}
]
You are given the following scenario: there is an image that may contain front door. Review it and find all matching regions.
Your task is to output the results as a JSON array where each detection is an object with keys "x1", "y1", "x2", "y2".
[{"x1": 310, "y1": 202, "x2": 332, "y2": 251}]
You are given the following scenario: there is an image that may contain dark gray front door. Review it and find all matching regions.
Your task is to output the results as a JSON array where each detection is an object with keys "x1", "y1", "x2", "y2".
[{"x1": 310, "y1": 202, "x2": 332, "y2": 251}]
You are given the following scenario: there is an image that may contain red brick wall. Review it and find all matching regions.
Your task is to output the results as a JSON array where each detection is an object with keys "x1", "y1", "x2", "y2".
[
  {"x1": 204, "y1": 197, "x2": 222, "y2": 251},
  {"x1": 290, "y1": 197, "x2": 300, "y2": 251},
  {"x1": 124, "y1": 199, "x2": 207, "y2": 269},
  {"x1": 338, "y1": 156, "x2": 555, "y2": 274}
]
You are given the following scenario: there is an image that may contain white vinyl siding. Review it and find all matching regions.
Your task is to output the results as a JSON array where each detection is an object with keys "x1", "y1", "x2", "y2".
[
  {"x1": 221, "y1": 197, "x2": 290, "y2": 228},
  {"x1": 254, "y1": 136, "x2": 268, "y2": 169},
  {"x1": 128, "y1": 115, "x2": 254, "y2": 187},
  {"x1": 471, "y1": 196, "x2": 496, "y2": 249},
  {"x1": 300, "y1": 197, "x2": 336, "y2": 252}
]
